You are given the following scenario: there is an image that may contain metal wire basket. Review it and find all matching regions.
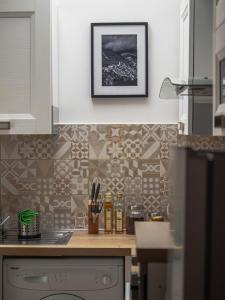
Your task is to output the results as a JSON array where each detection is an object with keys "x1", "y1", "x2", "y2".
[{"x1": 18, "y1": 214, "x2": 41, "y2": 239}]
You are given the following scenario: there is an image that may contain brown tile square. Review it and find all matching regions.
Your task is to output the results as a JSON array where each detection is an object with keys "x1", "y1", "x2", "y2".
[
  {"x1": 143, "y1": 176, "x2": 160, "y2": 196},
  {"x1": 53, "y1": 141, "x2": 71, "y2": 159},
  {"x1": 50, "y1": 195, "x2": 71, "y2": 209},
  {"x1": 89, "y1": 160, "x2": 108, "y2": 180},
  {"x1": 121, "y1": 160, "x2": 142, "y2": 177},
  {"x1": 107, "y1": 141, "x2": 124, "y2": 159},
  {"x1": 124, "y1": 139, "x2": 142, "y2": 159},
  {"x1": 106, "y1": 159, "x2": 125, "y2": 178},
  {"x1": 72, "y1": 159, "x2": 89, "y2": 177},
  {"x1": 160, "y1": 124, "x2": 178, "y2": 144},
  {"x1": 106, "y1": 177, "x2": 124, "y2": 195},
  {"x1": 57, "y1": 124, "x2": 89, "y2": 142},
  {"x1": 142, "y1": 124, "x2": 161, "y2": 159},
  {"x1": 36, "y1": 178, "x2": 54, "y2": 197},
  {"x1": 71, "y1": 176, "x2": 88, "y2": 194},
  {"x1": 36, "y1": 160, "x2": 54, "y2": 178},
  {"x1": 17, "y1": 178, "x2": 37, "y2": 193},
  {"x1": 141, "y1": 159, "x2": 160, "y2": 176},
  {"x1": 53, "y1": 208, "x2": 72, "y2": 229},
  {"x1": 54, "y1": 178, "x2": 71, "y2": 196},
  {"x1": 143, "y1": 195, "x2": 161, "y2": 212},
  {"x1": 89, "y1": 125, "x2": 108, "y2": 159},
  {"x1": 106, "y1": 125, "x2": 125, "y2": 142},
  {"x1": 54, "y1": 160, "x2": 73, "y2": 179},
  {"x1": 124, "y1": 177, "x2": 142, "y2": 195},
  {"x1": 71, "y1": 142, "x2": 89, "y2": 159},
  {"x1": 1, "y1": 136, "x2": 23, "y2": 159},
  {"x1": 16, "y1": 160, "x2": 37, "y2": 179},
  {"x1": 124, "y1": 124, "x2": 142, "y2": 140}
]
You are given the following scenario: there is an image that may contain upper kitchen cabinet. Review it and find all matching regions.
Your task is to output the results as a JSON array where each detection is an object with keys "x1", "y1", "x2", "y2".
[
  {"x1": 0, "y1": 0, "x2": 59, "y2": 134},
  {"x1": 213, "y1": 0, "x2": 225, "y2": 135},
  {"x1": 160, "y1": 0, "x2": 213, "y2": 135}
]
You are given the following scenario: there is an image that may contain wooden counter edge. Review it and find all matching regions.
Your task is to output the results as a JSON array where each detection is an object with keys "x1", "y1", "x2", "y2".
[{"x1": 0, "y1": 247, "x2": 132, "y2": 257}]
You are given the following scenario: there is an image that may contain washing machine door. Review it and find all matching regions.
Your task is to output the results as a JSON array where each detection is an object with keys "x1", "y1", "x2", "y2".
[{"x1": 41, "y1": 294, "x2": 84, "y2": 300}]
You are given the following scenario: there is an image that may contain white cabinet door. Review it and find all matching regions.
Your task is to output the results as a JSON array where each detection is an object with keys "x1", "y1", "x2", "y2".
[
  {"x1": 0, "y1": 0, "x2": 52, "y2": 134},
  {"x1": 179, "y1": 0, "x2": 194, "y2": 135}
]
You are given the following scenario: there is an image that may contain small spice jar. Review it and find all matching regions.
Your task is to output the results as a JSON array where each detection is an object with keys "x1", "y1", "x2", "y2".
[{"x1": 126, "y1": 204, "x2": 145, "y2": 235}]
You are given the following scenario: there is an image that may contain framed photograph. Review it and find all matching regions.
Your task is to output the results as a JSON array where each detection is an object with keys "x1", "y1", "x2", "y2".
[{"x1": 91, "y1": 22, "x2": 148, "y2": 98}]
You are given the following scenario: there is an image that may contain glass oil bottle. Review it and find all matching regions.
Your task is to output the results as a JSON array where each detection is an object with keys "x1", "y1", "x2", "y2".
[
  {"x1": 104, "y1": 192, "x2": 113, "y2": 233},
  {"x1": 114, "y1": 192, "x2": 124, "y2": 234}
]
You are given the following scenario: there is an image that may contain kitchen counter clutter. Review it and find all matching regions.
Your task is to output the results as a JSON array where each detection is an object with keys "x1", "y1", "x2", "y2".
[
  {"x1": 0, "y1": 222, "x2": 175, "y2": 257},
  {"x1": 0, "y1": 230, "x2": 136, "y2": 257}
]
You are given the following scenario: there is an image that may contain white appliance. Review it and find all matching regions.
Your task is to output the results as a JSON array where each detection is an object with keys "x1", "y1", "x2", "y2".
[{"x1": 3, "y1": 258, "x2": 124, "y2": 300}]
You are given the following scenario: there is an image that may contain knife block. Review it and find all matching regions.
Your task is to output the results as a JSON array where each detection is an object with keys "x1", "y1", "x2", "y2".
[{"x1": 88, "y1": 204, "x2": 99, "y2": 234}]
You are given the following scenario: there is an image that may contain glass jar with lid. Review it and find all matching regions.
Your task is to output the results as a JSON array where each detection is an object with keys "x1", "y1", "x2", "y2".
[{"x1": 126, "y1": 204, "x2": 145, "y2": 235}]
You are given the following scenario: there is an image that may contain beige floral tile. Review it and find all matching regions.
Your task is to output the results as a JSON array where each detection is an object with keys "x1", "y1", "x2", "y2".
[
  {"x1": 1, "y1": 136, "x2": 23, "y2": 159},
  {"x1": 57, "y1": 124, "x2": 89, "y2": 142},
  {"x1": 124, "y1": 177, "x2": 142, "y2": 195},
  {"x1": 89, "y1": 125, "x2": 108, "y2": 159},
  {"x1": 106, "y1": 177, "x2": 125, "y2": 195},
  {"x1": 143, "y1": 195, "x2": 161, "y2": 212},
  {"x1": 89, "y1": 160, "x2": 108, "y2": 180},
  {"x1": 71, "y1": 142, "x2": 89, "y2": 159},
  {"x1": 71, "y1": 176, "x2": 88, "y2": 195},
  {"x1": 107, "y1": 141, "x2": 124, "y2": 159},
  {"x1": 124, "y1": 139, "x2": 142, "y2": 159},
  {"x1": 54, "y1": 160, "x2": 73, "y2": 180},
  {"x1": 106, "y1": 125, "x2": 125, "y2": 142},
  {"x1": 143, "y1": 176, "x2": 160, "y2": 196}
]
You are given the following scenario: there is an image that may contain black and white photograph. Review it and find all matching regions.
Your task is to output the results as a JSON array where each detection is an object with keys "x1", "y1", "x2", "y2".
[
  {"x1": 102, "y1": 34, "x2": 137, "y2": 87},
  {"x1": 91, "y1": 23, "x2": 148, "y2": 97}
]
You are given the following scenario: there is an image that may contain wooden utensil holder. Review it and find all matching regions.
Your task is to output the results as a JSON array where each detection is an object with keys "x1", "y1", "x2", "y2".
[{"x1": 88, "y1": 204, "x2": 99, "y2": 234}]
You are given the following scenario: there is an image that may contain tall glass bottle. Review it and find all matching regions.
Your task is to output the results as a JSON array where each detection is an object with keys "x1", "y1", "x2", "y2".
[
  {"x1": 114, "y1": 192, "x2": 124, "y2": 234},
  {"x1": 104, "y1": 192, "x2": 113, "y2": 233}
]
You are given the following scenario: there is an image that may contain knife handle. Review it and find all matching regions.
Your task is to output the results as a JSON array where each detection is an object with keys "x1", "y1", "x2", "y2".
[{"x1": 91, "y1": 182, "x2": 96, "y2": 202}]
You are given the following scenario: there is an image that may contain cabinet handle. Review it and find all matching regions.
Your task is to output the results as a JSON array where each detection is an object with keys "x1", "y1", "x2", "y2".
[
  {"x1": 0, "y1": 122, "x2": 10, "y2": 130},
  {"x1": 24, "y1": 275, "x2": 48, "y2": 284}
]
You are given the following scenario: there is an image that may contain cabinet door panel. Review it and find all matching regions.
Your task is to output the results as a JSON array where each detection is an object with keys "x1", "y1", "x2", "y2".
[
  {"x1": 0, "y1": 17, "x2": 31, "y2": 114},
  {"x1": 0, "y1": 0, "x2": 52, "y2": 134}
]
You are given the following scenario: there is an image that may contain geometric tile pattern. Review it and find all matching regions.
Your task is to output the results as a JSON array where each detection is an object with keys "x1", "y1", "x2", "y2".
[
  {"x1": 143, "y1": 176, "x2": 160, "y2": 196},
  {"x1": 0, "y1": 124, "x2": 180, "y2": 229}
]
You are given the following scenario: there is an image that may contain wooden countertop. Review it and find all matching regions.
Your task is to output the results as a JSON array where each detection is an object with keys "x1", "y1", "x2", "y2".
[
  {"x1": 135, "y1": 222, "x2": 174, "y2": 263},
  {"x1": 0, "y1": 231, "x2": 136, "y2": 257}
]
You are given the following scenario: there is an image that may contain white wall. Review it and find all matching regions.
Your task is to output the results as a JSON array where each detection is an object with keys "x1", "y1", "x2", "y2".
[{"x1": 56, "y1": 0, "x2": 180, "y2": 124}]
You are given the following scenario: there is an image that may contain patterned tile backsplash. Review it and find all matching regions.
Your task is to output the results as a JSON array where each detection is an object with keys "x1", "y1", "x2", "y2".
[{"x1": 0, "y1": 124, "x2": 178, "y2": 229}]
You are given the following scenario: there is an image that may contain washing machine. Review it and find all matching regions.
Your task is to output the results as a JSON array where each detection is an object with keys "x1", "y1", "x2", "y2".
[{"x1": 3, "y1": 257, "x2": 124, "y2": 300}]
